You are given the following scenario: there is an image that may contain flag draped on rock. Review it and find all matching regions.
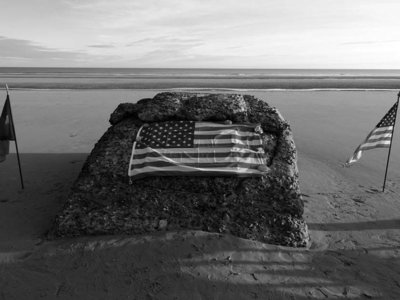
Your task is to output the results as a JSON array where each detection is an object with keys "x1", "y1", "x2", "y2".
[
  {"x1": 129, "y1": 121, "x2": 268, "y2": 180},
  {"x1": 346, "y1": 101, "x2": 398, "y2": 165},
  {"x1": 0, "y1": 95, "x2": 15, "y2": 162}
]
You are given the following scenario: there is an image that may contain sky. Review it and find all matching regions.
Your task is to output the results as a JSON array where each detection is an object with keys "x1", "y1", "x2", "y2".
[{"x1": 1, "y1": 0, "x2": 400, "y2": 69}]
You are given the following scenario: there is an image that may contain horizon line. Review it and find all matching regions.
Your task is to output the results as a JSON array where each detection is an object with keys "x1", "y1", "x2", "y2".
[{"x1": 1, "y1": 66, "x2": 400, "y2": 71}]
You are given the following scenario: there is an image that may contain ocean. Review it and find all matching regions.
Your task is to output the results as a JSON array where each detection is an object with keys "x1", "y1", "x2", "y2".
[{"x1": 2, "y1": 67, "x2": 400, "y2": 90}]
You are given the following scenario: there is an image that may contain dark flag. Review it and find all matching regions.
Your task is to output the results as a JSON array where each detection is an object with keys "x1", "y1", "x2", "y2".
[
  {"x1": 0, "y1": 95, "x2": 15, "y2": 162},
  {"x1": 346, "y1": 101, "x2": 398, "y2": 165}
]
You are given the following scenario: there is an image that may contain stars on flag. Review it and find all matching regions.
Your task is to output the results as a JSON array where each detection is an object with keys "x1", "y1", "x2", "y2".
[{"x1": 138, "y1": 120, "x2": 194, "y2": 149}]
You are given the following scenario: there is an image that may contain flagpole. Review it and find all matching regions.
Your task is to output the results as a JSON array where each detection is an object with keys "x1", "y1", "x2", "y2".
[
  {"x1": 382, "y1": 92, "x2": 400, "y2": 192},
  {"x1": 5, "y1": 85, "x2": 24, "y2": 189}
]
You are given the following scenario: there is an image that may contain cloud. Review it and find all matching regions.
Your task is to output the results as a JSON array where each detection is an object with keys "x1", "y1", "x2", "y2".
[
  {"x1": 126, "y1": 37, "x2": 203, "y2": 47},
  {"x1": 341, "y1": 40, "x2": 400, "y2": 46},
  {"x1": 88, "y1": 44, "x2": 115, "y2": 48},
  {"x1": 0, "y1": 36, "x2": 121, "y2": 67},
  {"x1": 0, "y1": 36, "x2": 85, "y2": 60}
]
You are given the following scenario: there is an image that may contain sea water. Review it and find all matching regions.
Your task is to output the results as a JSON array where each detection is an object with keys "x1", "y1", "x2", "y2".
[{"x1": 1, "y1": 67, "x2": 400, "y2": 90}]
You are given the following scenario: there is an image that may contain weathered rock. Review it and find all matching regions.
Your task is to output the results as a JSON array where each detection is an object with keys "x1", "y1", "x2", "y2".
[{"x1": 51, "y1": 92, "x2": 309, "y2": 247}]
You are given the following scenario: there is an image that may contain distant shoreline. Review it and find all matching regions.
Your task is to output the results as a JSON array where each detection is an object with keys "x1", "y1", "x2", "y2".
[
  {"x1": 2, "y1": 79, "x2": 400, "y2": 90},
  {"x1": 2, "y1": 88, "x2": 400, "y2": 92},
  {"x1": 2, "y1": 67, "x2": 400, "y2": 90}
]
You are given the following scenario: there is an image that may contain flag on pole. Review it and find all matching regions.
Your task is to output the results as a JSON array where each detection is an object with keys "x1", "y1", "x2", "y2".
[
  {"x1": 128, "y1": 121, "x2": 268, "y2": 180},
  {"x1": 0, "y1": 95, "x2": 15, "y2": 162},
  {"x1": 346, "y1": 101, "x2": 398, "y2": 165}
]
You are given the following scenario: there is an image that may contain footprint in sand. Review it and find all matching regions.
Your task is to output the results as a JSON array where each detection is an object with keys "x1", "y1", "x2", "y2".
[
  {"x1": 352, "y1": 196, "x2": 365, "y2": 204},
  {"x1": 366, "y1": 188, "x2": 380, "y2": 194}
]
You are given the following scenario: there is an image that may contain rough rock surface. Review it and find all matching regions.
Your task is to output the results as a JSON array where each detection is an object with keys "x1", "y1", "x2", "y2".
[{"x1": 51, "y1": 93, "x2": 309, "y2": 247}]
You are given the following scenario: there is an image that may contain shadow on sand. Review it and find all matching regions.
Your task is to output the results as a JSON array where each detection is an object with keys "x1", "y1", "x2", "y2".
[
  {"x1": 308, "y1": 219, "x2": 400, "y2": 231},
  {"x1": 0, "y1": 230, "x2": 399, "y2": 299}
]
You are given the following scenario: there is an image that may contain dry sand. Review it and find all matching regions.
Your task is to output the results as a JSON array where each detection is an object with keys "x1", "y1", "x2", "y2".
[{"x1": 1, "y1": 90, "x2": 400, "y2": 299}]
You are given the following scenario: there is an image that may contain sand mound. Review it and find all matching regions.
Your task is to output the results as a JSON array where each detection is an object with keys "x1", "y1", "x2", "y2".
[{"x1": 51, "y1": 93, "x2": 308, "y2": 246}]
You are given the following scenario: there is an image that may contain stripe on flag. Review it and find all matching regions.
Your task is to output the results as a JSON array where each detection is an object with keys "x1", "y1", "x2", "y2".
[
  {"x1": 128, "y1": 121, "x2": 267, "y2": 180},
  {"x1": 346, "y1": 101, "x2": 398, "y2": 165}
]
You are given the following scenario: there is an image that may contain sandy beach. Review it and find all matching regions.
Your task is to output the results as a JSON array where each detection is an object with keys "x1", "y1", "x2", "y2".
[{"x1": 1, "y1": 89, "x2": 400, "y2": 299}]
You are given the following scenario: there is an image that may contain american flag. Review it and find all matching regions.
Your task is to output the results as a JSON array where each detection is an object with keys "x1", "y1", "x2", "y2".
[
  {"x1": 128, "y1": 121, "x2": 268, "y2": 180},
  {"x1": 346, "y1": 101, "x2": 398, "y2": 165}
]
